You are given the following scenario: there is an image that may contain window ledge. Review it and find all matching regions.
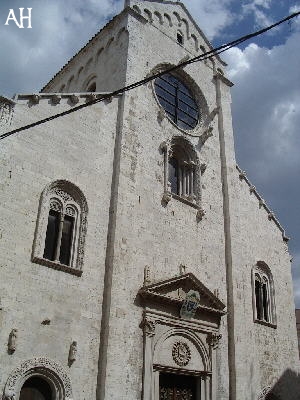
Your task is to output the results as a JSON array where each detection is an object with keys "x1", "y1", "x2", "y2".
[
  {"x1": 32, "y1": 256, "x2": 82, "y2": 276},
  {"x1": 254, "y1": 319, "x2": 277, "y2": 329},
  {"x1": 171, "y1": 193, "x2": 199, "y2": 209}
]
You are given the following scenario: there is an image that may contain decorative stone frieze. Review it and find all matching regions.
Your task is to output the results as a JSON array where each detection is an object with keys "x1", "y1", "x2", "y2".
[{"x1": 3, "y1": 358, "x2": 73, "y2": 400}]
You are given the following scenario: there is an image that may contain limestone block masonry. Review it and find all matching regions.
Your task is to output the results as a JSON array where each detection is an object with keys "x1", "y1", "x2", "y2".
[{"x1": 0, "y1": 1, "x2": 299, "y2": 400}]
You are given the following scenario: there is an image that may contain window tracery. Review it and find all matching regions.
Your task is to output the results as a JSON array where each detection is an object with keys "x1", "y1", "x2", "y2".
[
  {"x1": 161, "y1": 137, "x2": 204, "y2": 218},
  {"x1": 252, "y1": 262, "x2": 276, "y2": 326},
  {"x1": 32, "y1": 180, "x2": 88, "y2": 276}
]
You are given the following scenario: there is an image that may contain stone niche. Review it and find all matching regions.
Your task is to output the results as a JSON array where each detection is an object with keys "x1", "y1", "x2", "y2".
[{"x1": 138, "y1": 273, "x2": 226, "y2": 400}]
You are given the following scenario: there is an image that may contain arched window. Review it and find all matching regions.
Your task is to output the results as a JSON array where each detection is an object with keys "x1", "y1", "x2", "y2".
[
  {"x1": 168, "y1": 141, "x2": 197, "y2": 200},
  {"x1": 32, "y1": 181, "x2": 88, "y2": 276},
  {"x1": 252, "y1": 262, "x2": 276, "y2": 326},
  {"x1": 43, "y1": 198, "x2": 77, "y2": 266},
  {"x1": 161, "y1": 137, "x2": 204, "y2": 218}
]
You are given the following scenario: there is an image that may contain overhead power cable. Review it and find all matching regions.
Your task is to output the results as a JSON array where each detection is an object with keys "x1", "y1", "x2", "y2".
[{"x1": 0, "y1": 10, "x2": 299, "y2": 141}]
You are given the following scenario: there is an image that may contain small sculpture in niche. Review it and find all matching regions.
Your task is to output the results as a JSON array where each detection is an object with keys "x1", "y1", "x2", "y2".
[
  {"x1": 8, "y1": 329, "x2": 17, "y2": 353},
  {"x1": 68, "y1": 341, "x2": 77, "y2": 366}
]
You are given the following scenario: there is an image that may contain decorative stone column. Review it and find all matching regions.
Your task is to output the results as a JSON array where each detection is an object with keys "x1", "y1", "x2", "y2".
[{"x1": 141, "y1": 316, "x2": 156, "y2": 400}]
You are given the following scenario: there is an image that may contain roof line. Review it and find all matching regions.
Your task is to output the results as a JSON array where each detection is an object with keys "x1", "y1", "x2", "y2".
[{"x1": 236, "y1": 164, "x2": 289, "y2": 242}]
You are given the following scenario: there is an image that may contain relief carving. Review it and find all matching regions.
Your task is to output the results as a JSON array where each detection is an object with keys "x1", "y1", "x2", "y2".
[
  {"x1": 207, "y1": 332, "x2": 222, "y2": 349},
  {"x1": 8, "y1": 329, "x2": 17, "y2": 353},
  {"x1": 68, "y1": 341, "x2": 77, "y2": 365},
  {"x1": 172, "y1": 341, "x2": 191, "y2": 367},
  {"x1": 0, "y1": 100, "x2": 13, "y2": 130},
  {"x1": 141, "y1": 318, "x2": 156, "y2": 337}
]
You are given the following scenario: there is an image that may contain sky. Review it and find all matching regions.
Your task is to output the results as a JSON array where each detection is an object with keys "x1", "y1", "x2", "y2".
[{"x1": 0, "y1": 0, "x2": 300, "y2": 305}]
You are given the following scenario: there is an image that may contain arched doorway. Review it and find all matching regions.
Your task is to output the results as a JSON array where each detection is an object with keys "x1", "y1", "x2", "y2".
[
  {"x1": 19, "y1": 377, "x2": 52, "y2": 400},
  {"x1": 3, "y1": 357, "x2": 73, "y2": 400}
]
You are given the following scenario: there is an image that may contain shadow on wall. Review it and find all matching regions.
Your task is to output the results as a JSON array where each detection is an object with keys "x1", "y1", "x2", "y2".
[{"x1": 265, "y1": 369, "x2": 300, "y2": 400}]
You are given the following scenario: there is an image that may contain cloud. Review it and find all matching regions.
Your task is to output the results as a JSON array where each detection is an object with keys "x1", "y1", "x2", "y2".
[
  {"x1": 183, "y1": 0, "x2": 235, "y2": 39},
  {"x1": 242, "y1": 0, "x2": 274, "y2": 28},
  {"x1": 0, "y1": 0, "x2": 123, "y2": 97},
  {"x1": 223, "y1": 26, "x2": 300, "y2": 306}
]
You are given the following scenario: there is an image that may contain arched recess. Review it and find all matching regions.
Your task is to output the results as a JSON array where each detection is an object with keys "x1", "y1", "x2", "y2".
[
  {"x1": 3, "y1": 357, "x2": 73, "y2": 400},
  {"x1": 82, "y1": 74, "x2": 97, "y2": 92},
  {"x1": 153, "y1": 327, "x2": 211, "y2": 372}
]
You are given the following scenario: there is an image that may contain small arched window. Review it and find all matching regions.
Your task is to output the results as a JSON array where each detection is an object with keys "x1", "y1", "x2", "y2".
[
  {"x1": 252, "y1": 262, "x2": 276, "y2": 326},
  {"x1": 32, "y1": 181, "x2": 88, "y2": 276},
  {"x1": 177, "y1": 31, "x2": 184, "y2": 45},
  {"x1": 87, "y1": 81, "x2": 96, "y2": 92}
]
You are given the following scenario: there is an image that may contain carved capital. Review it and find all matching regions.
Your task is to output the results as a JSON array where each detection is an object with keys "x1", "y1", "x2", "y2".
[
  {"x1": 207, "y1": 332, "x2": 222, "y2": 349},
  {"x1": 141, "y1": 318, "x2": 156, "y2": 337},
  {"x1": 159, "y1": 141, "x2": 168, "y2": 152},
  {"x1": 162, "y1": 191, "x2": 172, "y2": 205}
]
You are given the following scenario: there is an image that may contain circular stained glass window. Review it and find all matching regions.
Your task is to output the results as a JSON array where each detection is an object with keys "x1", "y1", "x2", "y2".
[{"x1": 154, "y1": 73, "x2": 199, "y2": 130}]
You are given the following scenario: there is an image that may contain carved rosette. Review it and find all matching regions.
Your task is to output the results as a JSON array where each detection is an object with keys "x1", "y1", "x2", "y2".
[
  {"x1": 207, "y1": 332, "x2": 222, "y2": 349},
  {"x1": 0, "y1": 100, "x2": 13, "y2": 131},
  {"x1": 172, "y1": 341, "x2": 191, "y2": 367},
  {"x1": 3, "y1": 357, "x2": 73, "y2": 400}
]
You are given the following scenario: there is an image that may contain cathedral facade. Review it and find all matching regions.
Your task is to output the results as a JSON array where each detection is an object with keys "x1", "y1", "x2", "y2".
[{"x1": 0, "y1": 1, "x2": 299, "y2": 399}]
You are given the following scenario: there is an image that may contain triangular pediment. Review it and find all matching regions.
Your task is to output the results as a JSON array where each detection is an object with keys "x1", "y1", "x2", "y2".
[{"x1": 139, "y1": 273, "x2": 226, "y2": 315}]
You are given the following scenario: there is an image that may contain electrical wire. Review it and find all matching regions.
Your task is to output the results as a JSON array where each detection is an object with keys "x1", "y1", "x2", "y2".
[{"x1": 0, "y1": 10, "x2": 299, "y2": 141}]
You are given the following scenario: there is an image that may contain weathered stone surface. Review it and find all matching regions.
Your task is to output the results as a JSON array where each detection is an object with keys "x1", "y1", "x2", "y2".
[{"x1": 0, "y1": 1, "x2": 298, "y2": 400}]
